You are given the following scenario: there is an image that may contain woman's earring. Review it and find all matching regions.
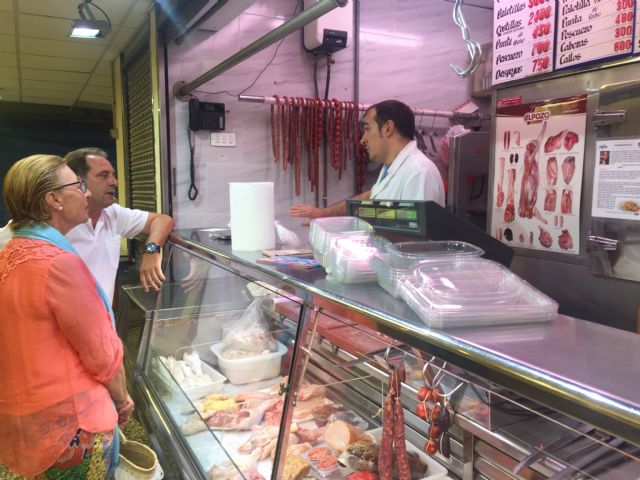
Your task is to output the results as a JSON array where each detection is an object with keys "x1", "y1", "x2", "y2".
[{"x1": 59, "y1": 206, "x2": 63, "y2": 211}]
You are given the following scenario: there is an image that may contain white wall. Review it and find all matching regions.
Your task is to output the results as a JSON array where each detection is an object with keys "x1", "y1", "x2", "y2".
[{"x1": 166, "y1": 0, "x2": 493, "y2": 235}]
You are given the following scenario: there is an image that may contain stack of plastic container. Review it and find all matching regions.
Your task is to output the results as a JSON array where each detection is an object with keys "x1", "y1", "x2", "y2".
[
  {"x1": 372, "y1": 241, "x2": 484, "y2": 297},
  {"x1": 309, "y1": 217, "x2": 374, "y2": 267},
  {"x1": 325, "y1": 233, "x2": 391, "y2": 283},
  {"x1": 398, "y1": 257, "x2": 558, "y2": 328}
]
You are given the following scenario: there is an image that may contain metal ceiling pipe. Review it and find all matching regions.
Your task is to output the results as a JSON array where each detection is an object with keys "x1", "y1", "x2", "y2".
[{"x1": 174, "y1": 0, "x2": 349, "y2": 100}]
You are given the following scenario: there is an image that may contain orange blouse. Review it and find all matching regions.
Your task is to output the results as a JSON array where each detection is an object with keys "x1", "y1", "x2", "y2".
[{"x1": 0, "y1": 238, "x2": 123, "y2": 476}]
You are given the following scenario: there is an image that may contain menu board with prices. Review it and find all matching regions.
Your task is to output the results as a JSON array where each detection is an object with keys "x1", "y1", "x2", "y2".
[
  {"x1": 493, "y1": 0, "x2": 556, "y2": 86},
  {"x1": 556, "y1": 0, "x2": 636, "y2": 69}
]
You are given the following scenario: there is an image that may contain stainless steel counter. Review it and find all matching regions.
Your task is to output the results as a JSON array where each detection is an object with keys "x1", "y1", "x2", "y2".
[{"x1": 170, "y1": 229, "x2": 640, "y2": 445}]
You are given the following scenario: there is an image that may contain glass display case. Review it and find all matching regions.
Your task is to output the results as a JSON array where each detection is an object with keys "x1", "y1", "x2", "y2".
[{"x1": 117, "y1": 229, "x2": 640, "y2": 480}]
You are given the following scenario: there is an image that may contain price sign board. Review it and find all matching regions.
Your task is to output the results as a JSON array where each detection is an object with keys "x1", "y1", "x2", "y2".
[
  {"x1": 556, "y1": 0, "x2": 635, "y2": 69},
  {"x1": 493, "y1": 0, "x2": 556, "y2": 85}
]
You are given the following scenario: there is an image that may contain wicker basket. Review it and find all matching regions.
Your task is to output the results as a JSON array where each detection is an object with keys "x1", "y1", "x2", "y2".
[{"x1": 114, "y1": 431, "x2": 164, "y2": 480}]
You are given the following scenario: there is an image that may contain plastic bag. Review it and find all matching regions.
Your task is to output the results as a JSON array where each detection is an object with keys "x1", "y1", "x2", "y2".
[{"x1": 221, "y1": 297, "x2": 276, "y2": 359}]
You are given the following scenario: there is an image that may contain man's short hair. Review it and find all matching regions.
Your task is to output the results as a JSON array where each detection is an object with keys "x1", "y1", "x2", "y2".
[
  {"x1": 65, "y1": 147, "x2": 108, "y2": 177},
  {"x1": 367, "y1": 100, "x2": 415, "y2": 140}
]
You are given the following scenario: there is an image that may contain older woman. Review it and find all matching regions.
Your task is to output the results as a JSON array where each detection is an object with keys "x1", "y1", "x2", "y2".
[{"x1": 0, "y1": 155, "x2": 133, "y2": 478}]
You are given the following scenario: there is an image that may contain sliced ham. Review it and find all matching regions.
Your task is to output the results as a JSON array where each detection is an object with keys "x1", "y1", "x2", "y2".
[
  {"x1": 544, "y1": 189, "x2": 556, "y2": 212},
  {"x1": 558, "y1": 229, "x2": 573, "y2": 250},
  {"x1": 539, "y1": 226, "x2": 552, "y2": 248},
  {"x1": 561, "y1": 189, "x2": 572, "y2": 214},
  {"x1": 562, "y1": 156, "x2": 576, "y2": 184},
  {"x1": 324, "y1": 420, "x2": 363, "y2": 452},
  {"x1": 564, "y1": 131, "x2": 579, "y2": 151},
  {"x1": 546, "y1": 157, "x2": 557, "y2": 185},
  {"x1": 544, "y1": 130, "x2": 567, "y2": 153}
]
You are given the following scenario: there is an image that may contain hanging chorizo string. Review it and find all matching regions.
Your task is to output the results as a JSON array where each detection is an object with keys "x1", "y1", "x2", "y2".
[{"x1": 268, "y1": 95, "x2": 365, "y2": 195}]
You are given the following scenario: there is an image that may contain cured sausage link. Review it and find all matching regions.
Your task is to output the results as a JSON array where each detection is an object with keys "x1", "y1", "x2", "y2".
[
  {"x1": 378, "y1": 388, "x2": 395, "y2": 480},
  {"x1": 393, "y1": 396, "x2": 411, "y2": 480}
]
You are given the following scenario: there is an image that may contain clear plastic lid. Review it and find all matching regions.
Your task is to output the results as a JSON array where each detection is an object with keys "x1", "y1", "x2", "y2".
[
  {"x1": 399, "y1": 258, "x2": 557, "y2": 328},
  {"x1": 387, "y1": 240, "x2": 484, "y2": 259}
]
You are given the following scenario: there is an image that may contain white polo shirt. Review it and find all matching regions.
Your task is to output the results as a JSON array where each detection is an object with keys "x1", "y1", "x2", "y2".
[
  {"x1": 370, "y1": 140, "x2": 445, "y2": 206},
  {"x1": 66, "y1": 203, "x2": 148, "y2": 304}
]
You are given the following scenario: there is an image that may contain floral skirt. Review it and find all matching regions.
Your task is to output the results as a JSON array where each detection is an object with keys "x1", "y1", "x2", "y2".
[{"x1": 0, "y1": 429, "x2": 116, "y2": 480}]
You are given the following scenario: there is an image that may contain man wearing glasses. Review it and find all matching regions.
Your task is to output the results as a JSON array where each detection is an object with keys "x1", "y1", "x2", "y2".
[{"x1": 63, "y1": 147, "x2": 175, "y2": 304}]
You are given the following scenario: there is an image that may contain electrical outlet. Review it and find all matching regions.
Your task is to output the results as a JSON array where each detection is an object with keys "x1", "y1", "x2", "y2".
[{"x1": 210, "y1": 132, "x2": 236, "y2": 147}]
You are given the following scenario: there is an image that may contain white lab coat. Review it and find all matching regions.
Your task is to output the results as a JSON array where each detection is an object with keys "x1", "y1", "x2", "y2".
[{"x1": 370, "y1": 141, "x2": 445, "y2": 206}]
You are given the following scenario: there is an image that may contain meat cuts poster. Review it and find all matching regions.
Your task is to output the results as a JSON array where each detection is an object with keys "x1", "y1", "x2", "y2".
[{"x1": 491, "y1": 95, "x2": 587, "y2": 255}]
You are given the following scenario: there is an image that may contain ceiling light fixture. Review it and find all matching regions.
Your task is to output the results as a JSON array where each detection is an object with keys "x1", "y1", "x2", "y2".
[{"x1": 69, "y1": 0, "x2": 112, "y2": 39}]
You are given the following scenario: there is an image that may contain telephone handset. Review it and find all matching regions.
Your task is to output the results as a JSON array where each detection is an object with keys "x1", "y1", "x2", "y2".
[{"x1": 188, "y1": 98, "x2": 225, "y2": 131}]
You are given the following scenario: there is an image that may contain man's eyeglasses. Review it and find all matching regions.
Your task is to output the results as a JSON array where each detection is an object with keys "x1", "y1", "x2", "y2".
[{"x1": 53, "y1": 179, "x2": 88, "y2": 193}]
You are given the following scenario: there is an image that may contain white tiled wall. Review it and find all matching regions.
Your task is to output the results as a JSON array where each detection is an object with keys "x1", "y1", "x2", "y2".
[{"x1": 166, "y1": 0, "x2": 493, "y2": 236}]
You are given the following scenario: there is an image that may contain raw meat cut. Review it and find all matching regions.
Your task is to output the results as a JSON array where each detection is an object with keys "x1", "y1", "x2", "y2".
[
  {"x1": 504, "y1": 168, "x2": 516, "y2": 223},
  {"x1": 544, "y1": 130, "x2": 567, "y2": 153},
  {"x1": 496, "y1": 157, "x2": 505, "y2": 207},
  {"x1": 539, "y1": 226, "x2": 552, "y2": 248},
  {"x1": 518, "y1": 122, "x2": 547, "y2": 220},
  {"x1": 514, "y1": 131, "x2": 521, "y2": 146},
  {"x1": 544, "y1": 189, "x2": 556, "y2": 212},
  {"x1": 562, "y1": 156, "x2": 575, "y2": 184},
  {"x1": 558, "y1": 229, "x2": 573, "y2": 250},
  {"x1": 561, "y1": 189, "x2": 572, "y2": 214},
  {"x1": 563, "y1": 131, "x2": 579, "y2": 151},
  {"x1": 546, "y1": 157, "x2": 557, "y2": 185}
]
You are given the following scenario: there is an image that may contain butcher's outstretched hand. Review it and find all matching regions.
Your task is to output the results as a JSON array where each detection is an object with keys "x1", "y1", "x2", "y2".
[
  {"x1": 289, "y1": 204, "x2": 324, "y2": 221},
  {"x1": 140, "y1": 253, "x2": 165, "y2": 292}
]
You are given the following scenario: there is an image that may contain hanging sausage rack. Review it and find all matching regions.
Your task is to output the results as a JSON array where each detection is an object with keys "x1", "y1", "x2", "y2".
[{"x1": 238, "y1": 94, "x2": 488, "y2": 121}]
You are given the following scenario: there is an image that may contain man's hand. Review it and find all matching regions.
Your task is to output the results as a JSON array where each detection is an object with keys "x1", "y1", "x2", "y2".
[
  {"x1": 289, "y1": 204, "x2": 324, "y2": 219},
  {"x1": 140, "y1": 253, "x2": 165, "y2": 292}
]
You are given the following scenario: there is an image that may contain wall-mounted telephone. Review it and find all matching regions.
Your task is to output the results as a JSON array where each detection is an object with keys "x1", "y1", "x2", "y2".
[{"x1": 188, "y1": 98, "x2": 225, "y2": 131}]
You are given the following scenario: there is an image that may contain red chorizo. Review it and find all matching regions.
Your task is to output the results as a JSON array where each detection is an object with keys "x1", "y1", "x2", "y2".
[
  {"x1": 283, "y1": 96, "x2": 290, "y2": 170},
  {"x1": 378, "y1": 391, "x2": 394, "y2": 480},
  {"x1": 393, "y1": 396, "x2": 411, "y2": 480}
]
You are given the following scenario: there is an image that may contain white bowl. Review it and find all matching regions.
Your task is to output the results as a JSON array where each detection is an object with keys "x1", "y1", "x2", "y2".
[
  {"x1": 182, "y1": 363, "x2": 227, "y2": 401},
  {"x1": 210, "y1": 341, "x2": 287, "y2": 385}
]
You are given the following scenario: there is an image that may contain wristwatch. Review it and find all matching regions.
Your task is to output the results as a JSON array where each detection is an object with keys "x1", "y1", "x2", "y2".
[{"x1": 143, "y1": 242, "x2": 161, "y2": 254}]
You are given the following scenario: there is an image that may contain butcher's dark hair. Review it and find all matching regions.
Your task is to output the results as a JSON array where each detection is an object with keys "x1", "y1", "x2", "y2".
[
  {"x1": 65, "y1": 147, "x2": 108, "y2": 177},
  {"x1": 366, "y1": 100, "x2": 415, "y2": 140}
]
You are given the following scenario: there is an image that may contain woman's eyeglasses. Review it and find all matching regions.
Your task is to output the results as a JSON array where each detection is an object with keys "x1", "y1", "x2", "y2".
[{"x1": 54, "y1": 179, "x2": 88, "y2": 193}]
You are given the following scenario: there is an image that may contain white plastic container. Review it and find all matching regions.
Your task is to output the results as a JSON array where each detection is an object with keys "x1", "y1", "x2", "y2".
[
  {"x1": 325, "y1": 234, "x2": 391, "y2": 283},
  {"x1": 309, "y1": 217, "x2": 373, "y2": 266},
  {"x1": 182, "y1": 363, "x2": 227, "y2": 401},
  {"x1": 399, "y1": 257, "x2": 558, "y2": 328},
  {"x1": 210, "y1": 341, "x2": 287, "y2": 385}
]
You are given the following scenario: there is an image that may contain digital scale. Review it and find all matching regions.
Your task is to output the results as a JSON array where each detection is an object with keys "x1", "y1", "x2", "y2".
[{"x1": 346, "y1": 199, "x2": 514, "y2": 267}]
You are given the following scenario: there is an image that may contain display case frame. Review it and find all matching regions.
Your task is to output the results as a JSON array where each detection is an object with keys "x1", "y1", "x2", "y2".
[{"x1": 118, "y1": 229, "x2": 640, "y2": 480}]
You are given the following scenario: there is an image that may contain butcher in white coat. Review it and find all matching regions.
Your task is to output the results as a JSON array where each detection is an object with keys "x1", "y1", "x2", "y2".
[{"x1": 290, "y1": 100, "x2": 444, "y2": 220}]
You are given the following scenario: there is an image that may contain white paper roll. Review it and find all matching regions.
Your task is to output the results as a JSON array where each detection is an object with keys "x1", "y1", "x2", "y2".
[{"x1": 229, "y1": 182, "x2": 275, "y2": 251}]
